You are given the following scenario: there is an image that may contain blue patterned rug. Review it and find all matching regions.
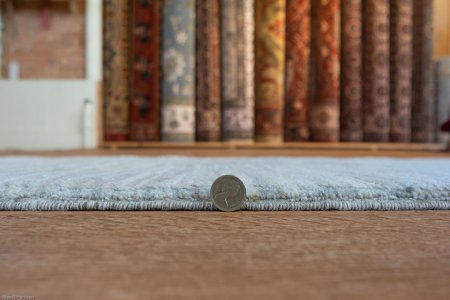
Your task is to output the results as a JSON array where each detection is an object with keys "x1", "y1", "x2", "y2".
[{"x1": 0, "y1": 156, "x2": 449, "y2": 211}]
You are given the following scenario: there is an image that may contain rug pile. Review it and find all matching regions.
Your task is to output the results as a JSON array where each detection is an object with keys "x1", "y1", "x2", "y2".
[{"x1": 0, "y1": 156, "x2": 449, "y2": 210}]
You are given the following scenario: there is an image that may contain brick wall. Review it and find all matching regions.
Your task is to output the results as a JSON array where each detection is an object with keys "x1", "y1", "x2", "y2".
[{"x1": 1, "y1": 0, "x2": 85, "y2": 79}]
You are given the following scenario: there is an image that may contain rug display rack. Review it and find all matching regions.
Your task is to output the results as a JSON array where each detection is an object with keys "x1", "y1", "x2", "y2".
[{"x1": 101, "y1": 142, "x2": 449, "y2": 152}]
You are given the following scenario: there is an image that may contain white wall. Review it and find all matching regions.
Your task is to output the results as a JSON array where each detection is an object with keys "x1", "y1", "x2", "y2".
[
  {"x1": 86, "y1": 0, "x2": 102, "y2": 82},
  {"x1": 0, "y1": 4, "x2": 3, "y2": 76},
  {"x1": 0, "y1": 80, "x2": 98, "y2": 150}
]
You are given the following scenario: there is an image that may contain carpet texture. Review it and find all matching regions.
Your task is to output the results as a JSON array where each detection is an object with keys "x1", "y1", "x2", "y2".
[{"x1": 0, "y1": 156, "x2": 449, "y2": 211}]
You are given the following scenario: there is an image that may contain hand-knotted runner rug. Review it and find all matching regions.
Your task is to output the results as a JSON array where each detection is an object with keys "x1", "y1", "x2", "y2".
[{"x1": 0, "y1": 156, "x2": 449, "y2": 211}]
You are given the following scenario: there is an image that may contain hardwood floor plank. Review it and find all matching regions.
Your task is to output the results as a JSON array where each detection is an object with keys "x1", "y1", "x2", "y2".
[{"x1": 1, "y1": 211, "x2": 449, "y2": 300}]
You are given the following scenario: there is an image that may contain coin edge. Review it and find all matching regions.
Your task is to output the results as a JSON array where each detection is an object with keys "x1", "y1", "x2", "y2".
[{"x1": 210, "y1": 175, "x2": 246, "y2": 212}]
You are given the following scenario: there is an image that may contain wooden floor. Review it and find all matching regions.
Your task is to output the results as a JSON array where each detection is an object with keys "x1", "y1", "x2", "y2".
[
  {"x1": 0, "y1": 211, "x2": 449, "y2": 300},
  {"x1": 1, "y1": 147, "x2": 450, "y2": 157}
]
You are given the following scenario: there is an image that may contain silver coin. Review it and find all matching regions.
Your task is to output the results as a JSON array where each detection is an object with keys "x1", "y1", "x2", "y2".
[{"x1": 210, "y1": 175, "x2": 246, "y2": 212}]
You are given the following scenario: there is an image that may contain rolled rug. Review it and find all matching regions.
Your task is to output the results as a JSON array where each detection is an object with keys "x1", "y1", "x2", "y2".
[
  {"x1": 254, "y1": 0, "x2": 286, "y2": 143},
  {"x1": 161, "y1": 0, "x2": 196, "y2": 142}
]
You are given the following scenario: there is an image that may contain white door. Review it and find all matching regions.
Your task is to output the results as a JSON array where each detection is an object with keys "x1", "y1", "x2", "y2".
[{"x1": 0, "y1": 80, "x2": 99, "y2": 150}]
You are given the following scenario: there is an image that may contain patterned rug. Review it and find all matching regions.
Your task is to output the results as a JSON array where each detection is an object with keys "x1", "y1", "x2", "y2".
[{"x1": 0, "y1": 156, "x2": 449, "y2": 211}]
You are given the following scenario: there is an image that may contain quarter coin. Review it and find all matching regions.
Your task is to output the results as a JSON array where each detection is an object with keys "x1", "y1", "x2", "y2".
[{"x1": 210, "y1": 175, "x2": 246, "y2": 212}]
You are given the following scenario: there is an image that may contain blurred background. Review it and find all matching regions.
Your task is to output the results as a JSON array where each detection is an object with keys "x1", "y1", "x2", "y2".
[
  {"x1": 0, "y1": 0, "x2": 99, "y2": 150},
  {"x1": 0, "y1": 0, "x2": 449, "y2": 151}
]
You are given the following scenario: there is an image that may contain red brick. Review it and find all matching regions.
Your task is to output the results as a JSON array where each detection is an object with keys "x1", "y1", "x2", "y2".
[{"x1": 2, "y1": 0, "x2": 85, "y2": 79}]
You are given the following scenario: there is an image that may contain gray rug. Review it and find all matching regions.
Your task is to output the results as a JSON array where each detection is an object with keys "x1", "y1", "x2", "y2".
[{"x1": 0, "y1": 156, "x2": 449, "y2": 211}]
